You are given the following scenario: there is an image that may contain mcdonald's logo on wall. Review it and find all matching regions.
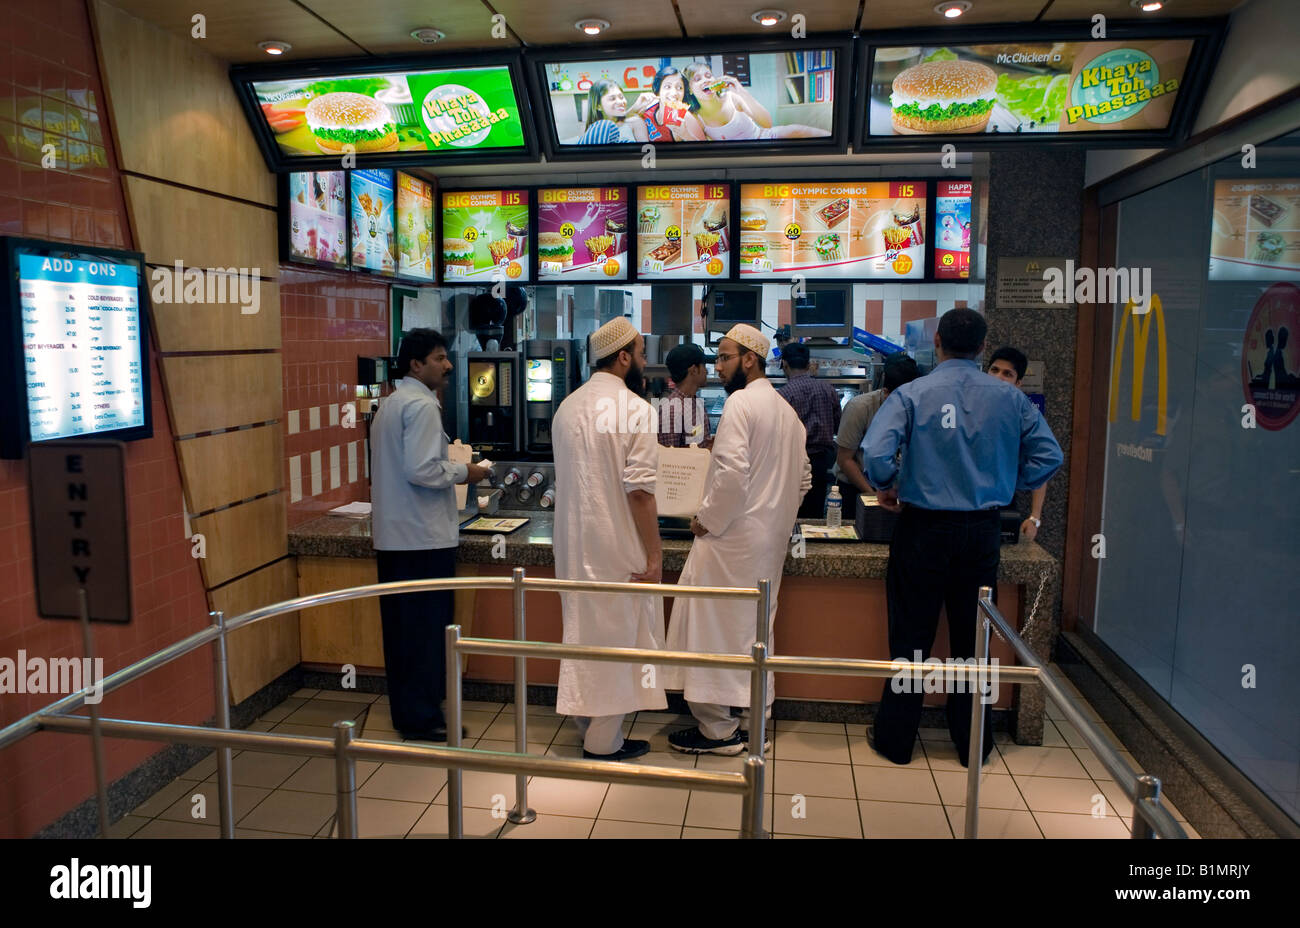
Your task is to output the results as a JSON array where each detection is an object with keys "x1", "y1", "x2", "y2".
[{"x1": 1109, "y1": 294, "x2": 1167, "y2": 436}]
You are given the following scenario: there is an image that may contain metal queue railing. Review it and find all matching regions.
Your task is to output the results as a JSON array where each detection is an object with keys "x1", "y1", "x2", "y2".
[{"x1": 0, "y1": 570, "x2": 1185, "y2": 840}]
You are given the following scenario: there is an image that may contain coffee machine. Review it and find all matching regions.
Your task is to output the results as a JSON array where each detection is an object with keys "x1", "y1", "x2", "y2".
[
  {"x1": 523, "y1": 338, "x2": 583, "y2": 453},
  {"x1": 466, "y1": 351, "x2": 523, "y2": 455}
]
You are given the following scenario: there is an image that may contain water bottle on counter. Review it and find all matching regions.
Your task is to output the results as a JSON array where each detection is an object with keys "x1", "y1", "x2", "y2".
[{"x1": 825, "y1": 486, "x2": 842, "y2": 529}]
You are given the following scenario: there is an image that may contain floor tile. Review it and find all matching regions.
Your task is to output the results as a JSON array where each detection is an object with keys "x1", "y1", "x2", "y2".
[
  {"x1": 460, "y1": 700, "x2": 506, "y2": 713},
  {"x1": 267, "y1": 722, "x2": 339, "y2": 740},
  {"x1": 157, "y1": 782, "x2": 270, "y2": 825},
  {"x1": 1033, "y1": 810, "x2": 1132, "y2": 839},
  {"x1": 359, "y1": 724, "x2": 402, "y2": 741},
  {"x1": 921, "y1": 741, "x2": 1010, "y2": 775},
  {"x1": 291, "y1": 688, "x2": 320, "y2": 699},
  {"x1": 129, "y1": 778, "x2": 194, "y2": 818},
  {"x1": 1075, "y1": 747, "x2": 1141, "y2": 782},
  {"x1": 522, "y1": 776, "x2": 609, "y2": 818},
  {"x1": 683, "y1": 790, "x2": 774, "y2": 831},
  {"x1": 682, "y1": 826, "x2": 741, "y2": 838},
  {"x1": 773, "y1": 760, "x2": 857, "y2": 798},
  {"x1": 551, "y1": 717, "x2": 633, "y2": 746},
  {"x1": 461, "y1": 710, "x2": 508, "y2": 740},
  {"x1": 467, "y1": 738, "x2": 552, "y2": 755},
  {"x1": 917, "y1": 728, "x2": 949, "y2": 742},
  {"x1": 351, "y1": 797, "x2": 428, "y2": 838},
  {"x1": 853, "y1": 765, "x2": 942, "y2": 804},
  {"x1": 946, "y1": 806, "x2": 1044, "y2": 839},
  {"x1": 106, "y1": 815, "x2": 150, "y2": 838},
  {"x1": 775, "y1": 720, "x2": 848, "y2": 735},
  {"x1": 1052, "y1": 718, "x2": 1123, "y2": 751},
  {"x1": 1095, "y1": 779, "x2": 1188, "y2": 829},
  {"x1": 627, "y1": 719, "x2": 693, "y2": 753},
  {"x1": 434, "y1": 770, "x2": 524, "y2": 811},
  {"x1": 210, "y1": 751, "x2": 310, "y2": 789},
  {"x1": 234, "y1": 828, "x2": 305, "y2": 839},
  {"x1": 633, "y1": 711, "x2": 694, "y2": 725},
  {"x1": 357, "y1": 763, "x2": 448, "y2": 804},
  {"x1": 629, "y1": 750, "x2": 699, "y2": 769},
  {"x1": 1015, "y1": 775, "x2": 1109, "y2": 816},
  {"x1": 279, "y1": 757, "x2": 381, "y2": 794},
  {"x1": 544, "y1": 743, "x2": 586, "y2": 760},
  {"x1": 365, "y1": 703, "x2": 396, "y2": 730},
  {"x1": 997, "y1": 744, "x2": 1090, "y2": 779},
  {"x1": 257, "y1": 702, "x2": 302, "y2": 723},
  {"x1": 774, "y1": 731, "x2": 851, "y2": 764},
  {"x1": 932, "y1": 770, "x2": 1027, "y2": 810},
  {"x1": 694, "y1": 752, "x2": 747, "y2": 772},
  {"x1": 283, "y1": 699, "x2": 367, "y2": 727},
  {"x1": 1039, "y1": 721, "x2": 1068, "y2": 747},
  {"x1": 482, "y1": 713, "x2": 562, "y2": 743},
  {"x1": 771, "y1": 794, "x2": 863, "y2": 838},
  {"x1": 247, "y1": 720, "x2": 277, "y2": 732},
  {"x1": 598, "y1": 784, "x2": 689, "y2": 825},
  {"x1": 849, "y1": 737, "x2": 915, "y2": 768},
  {"x1": 131, "y1": 818, "x2": 219, "y2": 839},
  {"x1": 499, "y1": 813, "x2": 594, "y2": 839},
  {"x1": 407, "y1": 803, "x2": 505, "y2": 838},
  {"x1": 590, "y1": 819, "x2": 681, "y2": 838},
  {"x1": 177, "y1": 752, "x2": 221, "y2": 781},
  {"x1": 312, "y1": 690, "x2": 378, "y2": 704},
  {"x1": 859, "y1": 800, "x2": 954, "y2": 838},
  {"x1": 235, "y1": 789, "x2": 335, "y2": 836}
]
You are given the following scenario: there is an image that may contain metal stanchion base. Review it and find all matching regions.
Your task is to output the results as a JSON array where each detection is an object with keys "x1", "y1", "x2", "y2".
[{"x1": 507, "y1": 807, "x2": 537, "y2": 824}]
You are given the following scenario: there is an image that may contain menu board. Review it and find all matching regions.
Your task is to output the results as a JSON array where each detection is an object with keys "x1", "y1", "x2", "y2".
[
  {"x1": 350, "y1": 169, "x2": 397, "y2": 275},
  {"x1": 738, "y1": 181, "x2": 926, "y2": 279},
  {"x1": 247, "y1": 66, "x2": 526, "y2": 159},
  {"x1": 441, "y1": 189, "x2": 530, "y2": 282},
  {"x1": 934, "y1": 180, "x2": 972, "y2": 280},
  {"x1": 17, "y1": 250, "x2": 147, "y2": 443},
  {"x1": 867, "y1": 40, "x2": 1194, "y2": 136},
  {"x1": 635, "y1": 184, "x2": 730, "y2": 279},
  {"x1": 537, "y1": 187, "x2": 629, "y2": 281},
  {"x1": 1209, "y1": 179, "x2": 1300, "y2": 281},
  {"x1": 395, "y1": 171, "x2": 434, "y2": 281},
  {"x1": 286, "y1": 171, "x2": 347, "y2": 269}
]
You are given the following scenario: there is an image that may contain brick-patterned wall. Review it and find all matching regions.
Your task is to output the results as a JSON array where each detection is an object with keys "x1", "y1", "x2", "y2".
[
  {"x1": 0, "y1": 0, "x2": 210, "y2": 837},
  {"x1": 280, "y1": 267, "x2": 390, "y2": 527}
]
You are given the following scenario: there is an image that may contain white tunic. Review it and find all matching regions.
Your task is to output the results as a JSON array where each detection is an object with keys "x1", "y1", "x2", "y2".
[
  {"x1": 552, "y1": 372, "x2": 668, "y2": 717},
  {"x1": 666, "y1": 378, "x2": 811, "y2": 706}
]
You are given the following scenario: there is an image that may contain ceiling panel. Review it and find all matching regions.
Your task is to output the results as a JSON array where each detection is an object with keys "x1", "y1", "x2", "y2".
[
  {"x1": 679, "y1": 0, "x2": 859, "y2": 38},
  {"x1": 860, "y1": 0, "x2": 1049, "y2": 30},
  {"x1": 102, "y1": 0, "x2": 366, "y2": 62},
  {"x1": 489, "y1": 0, "x2": 683, "y2": 45},
  {"x1": 1040, "y1": 0, "x2": 1244, "y2": 19},
  {"x1": 299, "y1": 0, "x2": 520, "y2": 53}
]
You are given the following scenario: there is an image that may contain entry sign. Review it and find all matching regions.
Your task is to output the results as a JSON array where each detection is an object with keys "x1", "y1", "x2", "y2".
[{"x1": 28, "y1": 441, "x2": 131, "y2": 622}]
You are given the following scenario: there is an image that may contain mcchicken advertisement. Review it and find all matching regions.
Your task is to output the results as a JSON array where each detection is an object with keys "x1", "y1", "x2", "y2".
[
  {"x1": 636, "y1": 185, "x2": 730, "y2": 279},
  {"x1": 868, "y1": 40, "x2": 1193, "y2": 136},
  {"x1": 441, "y1": 189, "x2": 530, "y2": 282},
  {"x1": 250, "y1": 66, "x2": 525, "y2": 158},
  {"x1": 537, "y1": 187, "x2": 629, "y2": 281},
  {"x1": 738, "y1": 181, "x2": 926, "y2": 279}
]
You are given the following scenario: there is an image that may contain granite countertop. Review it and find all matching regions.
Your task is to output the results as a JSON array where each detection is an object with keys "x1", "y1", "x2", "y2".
[{"x1": 290, "y1": 510, "x2": 1058, "y2": 583}]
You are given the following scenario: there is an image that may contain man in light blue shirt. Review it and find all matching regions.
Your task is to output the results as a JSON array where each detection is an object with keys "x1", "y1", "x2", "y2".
[
  {"x1": 371, "y1": 329, "x2": 489, "y2": 742},
  {"x1": 861, "y1": 309, "x2": 1063, "y2": 767}
]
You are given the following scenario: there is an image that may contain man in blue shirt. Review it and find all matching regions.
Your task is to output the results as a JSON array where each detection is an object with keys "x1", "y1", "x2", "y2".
[
  {"x1": 861, "y1": 309, "x2": 1062, "y2": 767},
  {"x1": 371, "y1": 329, "x2": 490, "y2": 742}
]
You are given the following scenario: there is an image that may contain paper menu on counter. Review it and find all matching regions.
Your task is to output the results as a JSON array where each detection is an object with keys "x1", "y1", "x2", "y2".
[
  {"x1": 656, "y1": 445, "x2": 711, "y2": 518},
  {"x1": 448, "y1": 440, "x2": 474, "y2": 510}
]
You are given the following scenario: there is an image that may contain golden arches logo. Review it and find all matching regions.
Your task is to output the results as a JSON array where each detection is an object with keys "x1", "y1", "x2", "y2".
[{"x1": 1109, "y1": 294, "x2": 1167, "y2": 436}]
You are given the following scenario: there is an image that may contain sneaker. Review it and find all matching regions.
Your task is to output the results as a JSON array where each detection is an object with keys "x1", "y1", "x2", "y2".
[
  {"x1": 583, "y1": 739, "x2": 650, "y2": 761},
  {"x1": 668, "y1": 726, "x2": 745, "y2": 755},
  {"x1": 738, "y1": 730, "x2": 772, "y2": 754}
]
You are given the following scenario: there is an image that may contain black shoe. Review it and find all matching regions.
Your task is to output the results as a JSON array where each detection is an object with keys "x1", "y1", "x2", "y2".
[
  {"x1": 583, "y1": 739, "x2": 651, "y2": 761},
  {"x1": 738, "y1": 730, "x2": 772, "y2": 754},
  {"x1": 868, "y1": 725, "x2": 914, "y2": 765},
  {"x1": 668, "y1": 726, "x2": 745, "y2": 755}
]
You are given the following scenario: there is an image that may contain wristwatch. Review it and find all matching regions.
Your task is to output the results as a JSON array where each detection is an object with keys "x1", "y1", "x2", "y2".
[{"x1": 1028, "y1": 516, "x2": 1042, "y2": 528}]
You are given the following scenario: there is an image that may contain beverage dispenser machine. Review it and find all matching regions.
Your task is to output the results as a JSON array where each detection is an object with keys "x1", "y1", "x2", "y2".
[
  {"x1": 523, "y1": 339, "x2": 583, "y2": 453},
  {"x1": 466, "y1": 351, "x2": 522, "y2": 455}
]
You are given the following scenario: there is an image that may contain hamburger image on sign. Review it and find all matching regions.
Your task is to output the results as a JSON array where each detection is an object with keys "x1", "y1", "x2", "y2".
[
  {"x1": 443, "y1": 237, "x2": 475, "y2": 270},
  {"x1": 305, "y1": 92, "x2": 399, "y2": 153},
  {"x1": 740, "y1": 208, "x2": 768, "y2": 231},
  {"x1": 890, "y1": 60, "x2": 997, "y2": 134},
  {"x1": 538, "y1": 232, "x2": 575, "y2": 267}
]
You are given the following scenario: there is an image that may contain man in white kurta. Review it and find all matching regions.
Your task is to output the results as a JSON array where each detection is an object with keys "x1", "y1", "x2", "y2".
[
  {"x1": 667, "y1": 324, "x2": 811, "y2": 755},
  {"x1": 552, "y1": 317, "x2": 666, "y2": 761}
]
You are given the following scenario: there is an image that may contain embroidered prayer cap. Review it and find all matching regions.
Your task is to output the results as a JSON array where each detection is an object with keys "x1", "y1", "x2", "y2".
[
  {"x1": 724, "y1": 323, "x2": 769, "y2": 358},
  {"x1": 590, "y1": 316, "x2": 639, "y2": 360}
]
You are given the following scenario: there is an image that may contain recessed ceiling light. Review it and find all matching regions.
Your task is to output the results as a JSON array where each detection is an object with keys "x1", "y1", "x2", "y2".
[
  {"x1": 751, "y1": 9, "x2": 788, "y2": 26},
  {"x1": 409, "y1": 28, "x2": 445, "y2": 44},
  {"x1": 1131, "y1": 0, "x2": 1165, "y2": 10},
  {"x1": 575, "y1": 19, "x2": 610, "y2": 36},
  {"x1": 934, "y1": 1, "x2": 971, "y2": 17},
  {"x1": 257, "y1": 40, "x2": 291, "y2": 55}
]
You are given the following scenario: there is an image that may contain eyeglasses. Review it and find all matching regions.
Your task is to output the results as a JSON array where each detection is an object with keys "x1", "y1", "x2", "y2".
[{"x1": 715, "y1": 353, "x2": 739, "y2": 362}]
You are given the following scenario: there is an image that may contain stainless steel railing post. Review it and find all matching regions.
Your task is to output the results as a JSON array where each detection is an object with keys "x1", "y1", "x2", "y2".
[
  {"x1": 740, "y1": 755, "x2": 764, "y2": 839},
  {"x1": 78, "y1": 588, "x2": 110, "y2": 839},
  {"x1": 334, "y1": 720, "x2": 358, "y2": 838},
  {"x1": 445, "y1": 624, "x2": 464, "y2": 839},
  {"x1": 749, "y1": 577, "x2": 772, "y2": 757},
  {"x1": 211, "y1": 610, "x2": 235, "y2": 839},
  {"x1": 964, "y1": 587, "x2": 994, "y2": 840},
  {"x1": 508, "y1": 567, "x2": 536, "y2": 825},
  {"x1": 1131, "y1": 775, "x2": 1160, "y2": 839}
]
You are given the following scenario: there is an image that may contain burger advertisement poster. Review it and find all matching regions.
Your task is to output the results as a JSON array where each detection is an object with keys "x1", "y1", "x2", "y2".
[
  {"x1": 249, "y1": 66, "x2": 525, "y2": 158},
  {"x1": 868, "y1": 40, "x2": 1193, "y2": 136},
  {"x1": 738, "y1": 182, "x2": 926, "y2": 280},
  {"x1": 1209, "y1": 180, "x2": 1300, "y2": 282},
  {"x1": 935, "y1": 180, "x2": 972, "y2": 280},
  {"x1": 395, "y1": 172, "x2": 434, "y2": 281},
  {"x1": 441, "y1": 189, "x2": 530, "y2": 282},
  {"x1": 350, "y1": 169, "x2": 396, "y2": 275},
  {"x1": 536, "y1": 187, "x2": 628, "y2": 281},
  {"x1": 287, "y1": 171, "x2": 347, "y2": 269},
  {"x1": 635, "y1": 185, "x2": 730, "y2": 280}
]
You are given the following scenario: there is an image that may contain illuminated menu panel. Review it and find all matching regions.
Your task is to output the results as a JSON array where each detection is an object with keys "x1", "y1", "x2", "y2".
[
  {"x1": 441, "y1": 189, "x2": 530, "y2": 283},
  {"x1": 395, "y1": 171, "x2": 435, "y2": 281},
  {"x1": 635, "y1": 184, "x2": 730, "y2": 280},
  {"x1": 19, "y1": 252, "x2": 145, "y2": 442},
  {"x1": 1209, "y1": 179, "x2": 1300, "y2": 281},
  {"x1": 287, "y1": 171, "x2": 347, "y2": 268},
  {"x1": 934, "y1": 180, "x2": 972, "y2": 280},
  {"x1": 738, "y1": 181, "x2": 926, "y2": 279},
  {"x1": 350, "y1": 168, "x2": 397, "y2": 275},
  {"x1": 537, "y1": 187, "x2": 628, "y2": 281}
]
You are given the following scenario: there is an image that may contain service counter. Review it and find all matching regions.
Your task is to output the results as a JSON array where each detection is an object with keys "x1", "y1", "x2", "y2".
[{"x1": 289, "y1": 511, "x2": 1061, "y2": 744}]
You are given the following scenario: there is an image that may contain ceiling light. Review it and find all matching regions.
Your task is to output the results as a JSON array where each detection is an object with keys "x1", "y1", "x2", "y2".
[
  {"x1": 934, "y1": 1, "x2": 971, "y2": 17},
  {"x1": 257, "y1": 40, "x2": 291, "y2": 55},
  {"x1": 751, "y1": 9, "x2": 788, "y2": 26},
  {"x1": 575, "y1": 19, "x2": 610, "y2": 36},
  {"x1": 1131, "y1": 0, "x2": 1164, "y2": 10},
  {"x1": 409, "y1": 28, "x2": 445, "y2": 44}
]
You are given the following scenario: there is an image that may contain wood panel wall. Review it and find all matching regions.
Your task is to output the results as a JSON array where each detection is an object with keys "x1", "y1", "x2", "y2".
[{"x1": 92, "y1": 0, "x2": 298, "y2": 702}]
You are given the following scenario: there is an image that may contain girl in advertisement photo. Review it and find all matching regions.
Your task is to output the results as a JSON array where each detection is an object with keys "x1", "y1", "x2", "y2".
[
  {"x1": 630, "y1": 67, "x2": 706, "y2": 143},
  {"x1": 575, "y1": 80, "x2": 656, "y2": 144},
  {"x1": 681, "y1": 62, "x2": 830, "y2": 141}
]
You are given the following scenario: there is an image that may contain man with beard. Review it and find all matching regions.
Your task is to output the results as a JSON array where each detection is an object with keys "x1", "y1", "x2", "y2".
[
  {"x1": 551, "y1": 316, "x2": 665, "y2": 760},
  {"x1": 666, "y1": 324, "x2": 810, "y2": 754}
]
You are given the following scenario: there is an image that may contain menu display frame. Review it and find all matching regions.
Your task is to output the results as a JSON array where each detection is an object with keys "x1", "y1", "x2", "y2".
[
  {"x1": 438, "y1": 187, "x2": 533, "y2": 285},
  {"x1": 394, "y1": 169, "x2": 437, "y2": 283},
  {"x1": 231, "y1": 49, "x2": 540, "y2": 172},
  {"x1": 278, "y1": 170, "x2": 350, "y2": 272},
  {"x1": 525, "y1": 35, "x2": 854, "y2": 162},
  {"x1": 854, "y1": 20, "x2": 1225, "y2": 150},
  {"x1": 534, "y1": 185, "x2": 632, "y2": 282},
  {"x1": 632, "y1": 183, "x2": 735, "y2": 284},
  {"x1": 735, "y1": 177, "x2": 935, "y2": 283},
  {"x1": 934, "y1": 178, "x2": 973, "y2": 281},
  {"x1": 348, "y1": 167, "x2": 399, "y2": 278},
  {"x1": 1, "y1": 236, "x2": 154, "y2": 460}
]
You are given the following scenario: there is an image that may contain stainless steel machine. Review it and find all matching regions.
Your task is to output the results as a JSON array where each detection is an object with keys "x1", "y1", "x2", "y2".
[
  {"x1": 466, "y1": 351, "x2": 523, "y2": 455},
  {"x1": 522, "y1": 338, "x2": 583, "y2": 454}
]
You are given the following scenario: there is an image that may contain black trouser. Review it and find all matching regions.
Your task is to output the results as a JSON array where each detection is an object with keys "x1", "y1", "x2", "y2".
[
  {"x1": 798, "y1": 447, "x2": 837, "y2": 519},
  {"x1": 874, "y1": 506, "x2": 1000, "y2": 766},
  {"x1": 376, "y1": 547, "x2": 457, "y2": 736}
]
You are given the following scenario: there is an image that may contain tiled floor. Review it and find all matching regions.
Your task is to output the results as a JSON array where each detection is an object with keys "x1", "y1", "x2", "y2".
[{"x1": 116, "y1": 670, "x2": 1199, "y2": 839}]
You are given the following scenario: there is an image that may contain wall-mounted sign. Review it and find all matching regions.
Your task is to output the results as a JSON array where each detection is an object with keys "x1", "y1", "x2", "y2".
[{"x1": 996, "y1": 257, "x2": 1071, "y2": 309}]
